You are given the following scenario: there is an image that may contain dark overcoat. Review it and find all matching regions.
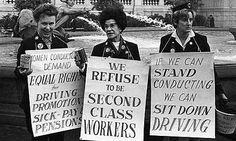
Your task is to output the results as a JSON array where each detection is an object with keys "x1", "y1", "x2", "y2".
[
  {"x1": 15, "y1": 33, "x2": 68, "y2": 134},
  {"x1": 91, "y1": 38, "x2": 140, "y2": 61}
]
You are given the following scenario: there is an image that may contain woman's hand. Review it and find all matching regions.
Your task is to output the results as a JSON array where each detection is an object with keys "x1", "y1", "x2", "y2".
[
  {"x1": 74, "y1": 55, "x2": 86, "y2": 71},
  {"x1": 17, "y1": 66, "x2": 33, "y2": 76},
  {"x1": 75, "y1": 60, "x2": 86, "y2": 70}
]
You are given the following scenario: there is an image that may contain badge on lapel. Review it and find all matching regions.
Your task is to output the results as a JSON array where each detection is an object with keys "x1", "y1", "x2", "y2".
[
  {"x1": 106, "y1": 48, "x2": 110, "y2": 53},
  {"x1": 121, "y1": 45, "x2": 126, "y2": 50},
  {"x1": 35, "y1": 36, "x2": 39, "y2": 40},
  {"x1": 170, "y1": 48, "x2": 175, "y2": 53},
  {"x1": 37, "y1": 43, "x2": 44, "y2": 49}
]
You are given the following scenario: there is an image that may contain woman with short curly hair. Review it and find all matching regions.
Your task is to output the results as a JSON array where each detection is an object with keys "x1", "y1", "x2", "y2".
[{"x1": 91, "y1": 7, "x2": 140, "y2": 60}]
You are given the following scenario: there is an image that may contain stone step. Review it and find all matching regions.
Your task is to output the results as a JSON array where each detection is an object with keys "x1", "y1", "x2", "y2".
[{"x1": 0, "y1": 66, "x2": 23, "y2": 104}]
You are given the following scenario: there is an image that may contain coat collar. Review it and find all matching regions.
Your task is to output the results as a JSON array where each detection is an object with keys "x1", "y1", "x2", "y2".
[
  {"x1": 172, "y1": 30, "x2": 195, "y2": 49},
  {"x1": 105, "y1": 36, "x2": 127, "y2": 52}
]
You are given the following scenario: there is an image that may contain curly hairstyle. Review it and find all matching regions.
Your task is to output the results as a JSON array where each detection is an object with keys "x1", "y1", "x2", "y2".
[
  {"x1": 172, "y1": 8, "x2": 195, "y2": 28},
  {"x1": 33, "y1": 3, "x2": 58, "y2": 22},
  {"x1": 99, "y1": 7, "x2": 127, "y2": 32}
]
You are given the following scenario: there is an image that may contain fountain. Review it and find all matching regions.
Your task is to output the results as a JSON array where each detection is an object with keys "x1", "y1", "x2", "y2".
[
  {"x1": 67, "y1": 13, "x2": 173, "y2": 62},
  {"x1": 68, "y1": 12, "x2": 174, "y2": 59},
  {"x1": 125, "y1": 13, "x2": 175, "y2": 31},
  {"x1": 1, "y1": 12, "x2": 236, "y2": 65},
  {"x1": 67, "y1": 13, "x2": 236, "y2": 65},
  {"x1": 76, "y1": 16, "x2": 104, "y2": 33}
]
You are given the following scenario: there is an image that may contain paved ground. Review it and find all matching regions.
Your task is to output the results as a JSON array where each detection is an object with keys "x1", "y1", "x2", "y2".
[{"x1": 0, "y1": 125, "x2": 31, "y2": 141}]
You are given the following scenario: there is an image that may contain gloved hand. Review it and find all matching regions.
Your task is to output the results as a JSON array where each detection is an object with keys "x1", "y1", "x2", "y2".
[{"x1": 17, "y1": 66, "x2": 33, "y2": 76}]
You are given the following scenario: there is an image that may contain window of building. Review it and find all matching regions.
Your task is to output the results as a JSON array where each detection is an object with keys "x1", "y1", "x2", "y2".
[
  {"x1": 75, "y1": 0, "x2": 85, "y2": 4},
  {"x1": 5, "y1": 0, "x2": 15, "y2": 4},
  {"x1": 90, "y1": 0, "x2": 97, "y2": 5},
  {"x1": 120, "y1": 0, "x2": 132, "y2": 5},
  {"x1": 143, "y1": 0, "x2": 159, "y2": 6}
]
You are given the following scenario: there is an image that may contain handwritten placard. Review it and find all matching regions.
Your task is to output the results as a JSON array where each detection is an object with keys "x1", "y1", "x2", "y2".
[
  {"x1": 80, "y1": 57, "x2": 149, "y2": 141},
  {"x1": 26, "y1": 48, "x2": 85, "y2": 137},
  {"x1": 150, "y1": 52, "x2": 215, "y2": 138}
]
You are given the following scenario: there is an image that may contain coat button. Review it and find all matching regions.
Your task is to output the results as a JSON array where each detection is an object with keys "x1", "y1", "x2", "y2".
[{"x1": 170, "y1": 48, "x2": 175, "y2": 53}]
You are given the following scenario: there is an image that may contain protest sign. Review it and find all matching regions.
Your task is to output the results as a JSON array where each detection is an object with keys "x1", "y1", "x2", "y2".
[
  {"x1": 80, "y1": 57, "x2": 149, "y2": 141},
  {"x1": 26, "y1": 48, "x2": 85, "y2": 137},
  {"x1": 150, "y1": 52, "x2": 215, "y2": 138}
]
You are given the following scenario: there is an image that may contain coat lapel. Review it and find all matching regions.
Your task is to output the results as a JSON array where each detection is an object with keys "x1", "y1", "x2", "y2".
[{"x1": 102, "y1": 38, "x2": 134, "y2": 60}]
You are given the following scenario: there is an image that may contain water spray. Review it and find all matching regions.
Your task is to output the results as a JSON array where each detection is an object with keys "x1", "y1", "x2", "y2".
[
  {"x1": 76, "y1": 16, "x2": 105, "y2": 33},
  {"x1": 125, "y1": 13, "x2": 174, "y2": 31}
]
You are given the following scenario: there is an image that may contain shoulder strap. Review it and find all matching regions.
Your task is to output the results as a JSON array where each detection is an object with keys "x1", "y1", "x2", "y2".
[
  {"x1": 160, "y1": 35, "x2": 172, "y2": 53},
  {"x1": 192, "y1": 37, "x2": 201, "y2": 52}
]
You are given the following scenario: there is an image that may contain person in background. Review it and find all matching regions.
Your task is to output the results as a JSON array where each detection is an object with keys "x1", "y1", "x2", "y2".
[
  {"x1": 15, "y1": 3, "x2": 68, "y2": 141},
  {"x1": 206, "y1": 15, "x2": 210, "y2": 27},
  {"x1": 54, "y1": 0, "x2": 88, "y2": 42},
  {"x1": 209, "y1": 15, "x2": 215, "y2": 28},
  {"x1": 159, "y1": 2, "x2": 228, "y2": 141},
  {"x1": 14, "y1": 4, "x2": 37, "y2": 40}
]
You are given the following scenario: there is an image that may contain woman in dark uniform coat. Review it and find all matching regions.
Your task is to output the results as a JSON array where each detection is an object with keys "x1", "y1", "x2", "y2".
[
  {"x1": 15, "y1": 4, "x2": 68, "y2": 141},
  {"x1": 160, "y1": 31, "x2": 211, "y2": 53},
  {"x1": 159, "y1": 3, "x2": 228, "y2": 141},
  {"x1": 91, "y1": 7, "x2": 140, "y2": 60},
  {"x1": 75, "y1": 7, "x2": 143, "y2": 141}
]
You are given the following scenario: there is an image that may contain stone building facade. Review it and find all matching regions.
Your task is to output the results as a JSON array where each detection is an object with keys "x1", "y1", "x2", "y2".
[
  {"x1": 0, "y1": 0, "x2": 235, "y2": 27},
  {"x1": 53, "y1": 0, "x2": 170, "y2": 16},
  {"x1": 0, "y1": 0, "x2": 16, "y2": 16},
  {"x1": 199, "y1": 0, "x2": 236, "y2": 27},
  {"x1": 0, "y1": 0, "x2": 170, "y2": 17}
]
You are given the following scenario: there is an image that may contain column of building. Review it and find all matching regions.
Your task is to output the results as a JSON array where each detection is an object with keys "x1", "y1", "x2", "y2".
[{"x1": 133, "y1": 0, "x2": 167, "y2": 15}]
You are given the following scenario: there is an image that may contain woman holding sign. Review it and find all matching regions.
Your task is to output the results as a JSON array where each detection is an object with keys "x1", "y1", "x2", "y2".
[
  {"x1": 15, "y1": 3, "x2": 68, "y2": 141},
  {"x1": 159, "y1": 2, "x2": 228, "y2": 106},
  {"x1": 75, "y1": 7, "x2": 149, "y2": 141},
  {"x1": 159, "y1": 2, "x2": 228, "y2": 141}
]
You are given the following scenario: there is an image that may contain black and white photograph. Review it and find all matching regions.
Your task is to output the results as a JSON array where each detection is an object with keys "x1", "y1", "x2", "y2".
[{"x1": 0, "y1": 0, "x2": 236, "y2": 141}]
